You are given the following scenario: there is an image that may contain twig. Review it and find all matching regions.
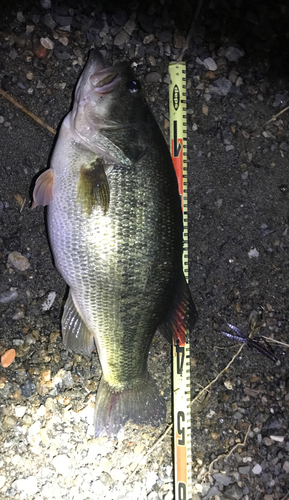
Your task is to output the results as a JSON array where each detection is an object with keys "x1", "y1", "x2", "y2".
[
  {"x1": 0, "y1": 88, "x2": 56, "y2": 135},
  {"x1": 200, "y1": 423, "x2": 251, "y2": 479},
  {"x1": 280, "y1": 492, "x2": 289, "y2": 500},
  {"x1": 177, "y1": 0, "x2": 206, "y2": 61},
  {"x1": 191, "y1": 343, "x2": 244, "y2": 407},
  {"x1": 261, "y1": 105, "x2": 289, "y2": 128},
  {"x1": 261, "y1": 336, "x2": 289, "y2": 348},
  {"x1": 125, "y1": 423, "x2": 173, "y2": 484}
]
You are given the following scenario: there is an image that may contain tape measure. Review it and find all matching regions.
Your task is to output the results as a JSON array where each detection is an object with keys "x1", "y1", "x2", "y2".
[{"x1": 169, "y1": 62, "x2": 192, "y2": 500}]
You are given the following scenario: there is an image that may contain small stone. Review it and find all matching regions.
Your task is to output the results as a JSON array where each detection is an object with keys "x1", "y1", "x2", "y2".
[
  {"x1": 213, "y1": 472, "x2": 231, "y2": 486},
  {"x1": 62, "y1": 371, "x2": 74, "y2": 389},
  {"x1": 40, "y1": 37, "x2": 54, "y2": 50},
  {"x1": 26, "y1": 72, "x2": 33, "y2": 81},
  {"x1": 223, "y1": 483, "x2": 243, "y2": 499},
  {"x1": 143, "y1": 34, "x2": 155, "y2": 44},
  {"x1": 225, "y1": 46, "x2": 245, "y2": 62},
  {"x1": 99, "y1": 471, "x2": 113, "y2": 487},
  {"x1": 146, "y1": 471, "x2": 158, "y2": 490},
  {"x1": 1, "y1": 349, "x2": 16, "y2": 367},
  {"x1": 202, "y1": 105, "x2": 209, "y2": 115},
  {"x1": 239, "y1": 465, "x2": 250, "y2": 474},
  {"x1": 12, "y1": 476, "x2": 38, "y2": 495},
  {"x1": 8, "y1": 251, "x2": 30, "y2": 271},
  {"x1": 209, "y1": 77, "x2": 232, "y2": 96},
  {"x1": 203, "y1": 57, "x2": 217, "y2": 71},
  {"x1": 270, "y1": 435, "x2": 284, "y2": 442},
  {"x1": 100, "y1": 457, "x2": 111, "y2": 472},
  {"x1": 59, "y1": 36, "x2": 68, "y2": 46},
  {"x1": 252, "y1": 464, "x2": 262, "y2": 474},
  {"x1": 263, "y1": 437, "x2": 273, "y2": 446},
  {"x1": 49, "y1": 330, "x2": 60, "y2": 343},
  {"x1": 114, "y1": 30, "x2": 129, "y2": 46},
  {"x1": 52, "y1": 369, "x2": 67, "y2": 386},
  {"x1": 248, "y1": 248, "x2": 259, "y2": 258},
  {"x1": 3, "y1": 415, "x2": 17, "y2": 430},
  {"x1": 17, "y1": 11, "x2": 25, "y2": 23},
  {"x1": 41, "y1": 369, "x2": 51, "y2": 382},
  {"x1": 42, "y1": 13, "x2": 56, "y2": 29},
  {"x1": 20, "y1": 380, "x2": 36, "y2": 398},
  {"x1": 42, "y1": 291, "x2": 56, "y2": 311},
  {"x1": 224, "y1": 379, "x2": 234, "y2": 390},
  {"x1": 28, "y1": 420, "x2": 41, "y2": 437},
  {"x1": 14, "y1": 405, "x2": 27, "y2": 418},
  {"x1": 283, "y1": 461, "x2": 289, "y2": 473},
  {"x1": 52, "y1": 454, "x2": 71, "y2": 476},
  {"x1": 123, "y1": 19, "x2": 136, "y2": 35},
  {"x1": 40, "y1": 0, "x2": 51, "y2": 8},
  {"x1": 12, "y1": 306, "x2": 25, "y2": 320},
  {"x1": 146, "y1": 72, "x2": 162, "y2": 83},
  {"x1": 134, "y1": 443, "x2": 145, "y2": 456}
]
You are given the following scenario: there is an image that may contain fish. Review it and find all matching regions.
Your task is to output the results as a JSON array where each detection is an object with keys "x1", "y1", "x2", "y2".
[{"x1": 32, "y1": 49, "x2": 197, "y2": 436}]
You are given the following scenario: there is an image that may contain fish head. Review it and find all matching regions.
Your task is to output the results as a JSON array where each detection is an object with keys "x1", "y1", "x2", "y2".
[{"x1": 71, "y1": 50, "x2": 149, "y2": 163}]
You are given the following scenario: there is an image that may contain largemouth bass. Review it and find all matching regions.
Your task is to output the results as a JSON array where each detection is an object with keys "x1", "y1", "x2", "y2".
[{"x1": 33, "y1": 49, "x2": 197, "y2": 436}]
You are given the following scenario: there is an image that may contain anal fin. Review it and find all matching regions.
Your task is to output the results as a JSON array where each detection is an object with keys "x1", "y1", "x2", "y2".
[
  {"x1": 62, "y1": 290, "x2": 95, "y2": 356},
  {"x1": 158, "y1": 273, "x2": 197, "y2": 344}
]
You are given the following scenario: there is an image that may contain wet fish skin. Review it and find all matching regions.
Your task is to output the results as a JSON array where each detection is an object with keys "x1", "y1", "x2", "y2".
[{"x1": 33, "y1": 50, "x2": 196, "y2": 436}]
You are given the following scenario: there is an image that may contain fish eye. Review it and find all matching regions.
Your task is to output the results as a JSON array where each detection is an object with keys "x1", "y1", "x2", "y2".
[{"x1": 127, "y1": 80, "x2": 140, "y2": 93}]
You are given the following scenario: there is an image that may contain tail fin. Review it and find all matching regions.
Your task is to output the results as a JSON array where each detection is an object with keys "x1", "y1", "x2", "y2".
[{"x1": 94, "y1": 372, "x2": 166, "y2": 437}]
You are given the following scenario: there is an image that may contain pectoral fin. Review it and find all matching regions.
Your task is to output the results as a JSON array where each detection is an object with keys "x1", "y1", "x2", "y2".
[
  {"x1": 32, "y1": 168, "x2": 54, "y2": 208},
  {"x1": 77, "y1": 158, "x2": 110, "y2": 215}
]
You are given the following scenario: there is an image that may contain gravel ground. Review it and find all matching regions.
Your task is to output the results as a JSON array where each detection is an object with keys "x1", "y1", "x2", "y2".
[{"x1": 0, "y1": 1, "x2": 289, "y2": 499}]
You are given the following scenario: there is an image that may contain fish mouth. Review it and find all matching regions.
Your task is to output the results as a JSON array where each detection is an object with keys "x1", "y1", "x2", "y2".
[{"x1": 88, "y1": 50, "x2": 128, "y2": 94}]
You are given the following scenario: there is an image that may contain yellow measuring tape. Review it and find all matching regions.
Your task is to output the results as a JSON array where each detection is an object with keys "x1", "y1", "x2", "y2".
[{"x1": 169, "y1": 62, "x2": 192, "y2": 500}]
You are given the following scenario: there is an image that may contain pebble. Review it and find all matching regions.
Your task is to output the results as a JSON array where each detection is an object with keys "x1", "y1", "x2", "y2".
[
  {"x1": 270, "y1": 435, "x2": 284, "y2": 442},
  {"x1": 252, "y1": 464, "x2": 262, "y2": 474},
  {"x1": 213, "y1": 472, "x2": 231, "y2": 486},
  {"x1": 123, "y1": 19, "x2": 136, "y2": 35},
  {"x1": 40, "y1": 37, "x2": 54, "y2": 50},
  {"x1": 1, "y1": 349, "x2": 16, "y2": 367},
  {"x1": 209, "y1": 77, "x2": 232, "y2": 96},
  {"x1": 0, "y1": 289, "x2": 18, "y2": 304},
  {"x1": 40, "y1": 0, "x2": 51, "y2": 8},
  {"x1": 16, "y1": 11, "x2": 25, "y2": 23},
  {"x1": 146, "y1": 72, "x2": 162, "y2": 83},
  {"x1": 8, "y1": 251, "x2": 30, "y2": 271},
  {"x1": 42, "y1": 13, "x2": 56, "y2": 29},
  {"x1": 52, "y1": 454, "x2": 71, "y2": 476},
  {"x1": 200, "y1": 57, "x2": 217, "y2": 71},
  {"x1": 225, "y1": 46, "x2": 245, "y2": 62},
  {"x1": 2, "y1": 415, "x2": 17, "y2": 430},
  {"x1": 248, "y1": 248, "x2": 259, "y2": 258},
  {"x1": 20, "y1": 380, "x2": 36, "y2": 398},
  {"x1": 14, "y1": 405, "x2": 27, "y2": 418},
  {"x1": 42, "y1": 291, "x2": 56, "y2": 311},
  {"x1": 114, "y1": 30, "x2": 129, "y2": 46},
  {"x1": 12, "y1": 476, "x2": 38, "y2": 495},
  {"x1": 283, "y1": 461, "x2": 289, "y2": 473}
]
